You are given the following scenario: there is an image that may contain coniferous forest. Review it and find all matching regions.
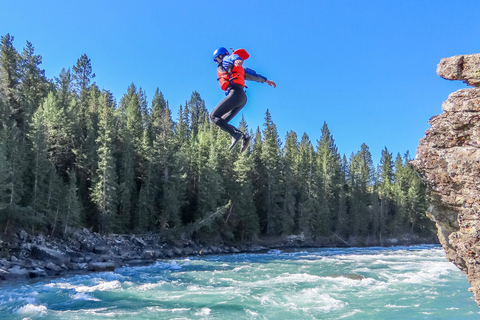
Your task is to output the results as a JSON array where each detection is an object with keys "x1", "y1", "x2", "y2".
[{"x1": 0, "y1": 34, "x2": 435, "y2": 245}]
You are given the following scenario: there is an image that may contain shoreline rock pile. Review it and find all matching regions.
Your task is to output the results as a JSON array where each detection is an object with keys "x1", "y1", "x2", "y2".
[
  {"x1": 0, "y1": 228, "x2": 436, "y2": 283},
  {"x1": 0, "y1": 228, "x2": 252, "y2": 281}
]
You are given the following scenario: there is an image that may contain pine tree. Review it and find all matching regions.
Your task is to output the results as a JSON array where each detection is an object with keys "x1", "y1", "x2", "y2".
[
  {"x1": 3, "y1": 123, "x2": 26, "y2": 232},
  {"x1": 315, "y1": 122, "x2": 341, "y2": 236},
  {"x1": 116, "y1": 84, "x2": 143, "y2": 231},
  {"x1": 297, "y1": 133, "x2": 317, "y2": 237},
  {"x1": 28, "y1": 102, "x2": 53, "y2": 232},
  {"x1": 19, "y1": 41, "x2": 49, "y2": 126},
  {"x1": 92, "y1": 91, "x2": 118, "y2": 234},
  {"x1": 233, "y1": 129, "x2": 259, "y2": 240},
  {"x1": 335, "y1": 155, "x2": 350, "y2": 237},
  {"x1": 136, "y1": 128, "x2": 155, "y2": 231},
  {"x1": 62, "y1": 169, "x2": 82, "y2": 236},
  {"x1": 348, "y1": 144, "x2": 374, "y2": 237},
  {"x1": 377, "y1": 147, "x2": 394, "y2": 238},
  {"x1": 392, "y1": 153, "x2": 409, "y2": 233},
  {"x1": 72, "y1": 54, "x2": 95, "y2": 95},
  {"x1": 0, "y1": 126, "x2": 9, "y2": 211},
  {"x1": 186, "y1": 91, "x2": 208, "y2": 138},
  {"x1": 252, "y1": 126, "x2": 268, "y2": 233},
  {"x1": 281, "y1": 130, "x2": 298, "y2": 235},
  {"x1": 0, "y1": 34, "x2": 22, "y2": 130},
  {"x1": 55, "y1": 68, "x2": 74, "y2": 109},
  {"x1": 261, "y1": 109, "x2": 283, "y2": 235},
  {"x1": 41, "y1": 91, "x2": 75, "y2": 178},
  {"x1": 151, "y1": 90, "x2": 181, "y2": 228}
]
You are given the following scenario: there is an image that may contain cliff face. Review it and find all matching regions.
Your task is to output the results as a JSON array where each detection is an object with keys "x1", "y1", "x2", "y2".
[{"x1": 412, "y1": 54, "x2": 480, "y2": 306}]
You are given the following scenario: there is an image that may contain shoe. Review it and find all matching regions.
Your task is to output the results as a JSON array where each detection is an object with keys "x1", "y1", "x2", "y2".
[
  {"x1": 240, "y1": 134, "x2": 251, "y2": 152},
  {"x1": 229, "y1": 132, "x2": 242, "y2": 150}
]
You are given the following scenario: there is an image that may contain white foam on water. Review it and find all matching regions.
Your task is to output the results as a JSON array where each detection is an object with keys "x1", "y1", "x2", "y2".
[
  {"x1": 194, "y1": 307, "x2": 211, "y2": 316},
  {"x1": 74, "y1": 280, "x2": 122, "y2": 293},
  {"x1": 14, "y1": 303, "x2": 47, "y2": 315},
  {"x1": 385, "y1": 303, "x2": 413, "y2": 308},
  {"x1": 136, "y1": 281, "x2": 165, "y2": 291},
  {"x1": 73, "y1": 292, "x2": 101, "y2": 301},
  {"x1": 245, "y1": 309, "x2": 259, "y2": 317},
  {"x1": 285, "y1": 288, "x2": 346, "y2": 313},
  {"x1": 338, "y1": 309, "x2": 363, "y2": 318},
  {"x1": 269, "y1": 272, "x2": 323, "y2": 284}
]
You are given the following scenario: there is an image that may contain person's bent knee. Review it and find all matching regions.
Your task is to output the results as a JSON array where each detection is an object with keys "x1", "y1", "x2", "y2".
[{"x1": 210, "y1": 113, "x2": 220, "y2": 124}]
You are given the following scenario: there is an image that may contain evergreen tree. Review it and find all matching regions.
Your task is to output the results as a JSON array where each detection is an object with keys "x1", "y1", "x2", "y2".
[
  {"x1": 19, "y1": 41, "x2": 49, "y2": 126},
  {"x1": 393, "y1": 153, "x2": 409, "y2": 233},
  {"x1": 62, "y1": 169, "x2": 82, "y2": 236},
  {"x1": 297, "y1": 133, "x2": 317, "y2": 237},
  {"x1": 0, "y1": 126, "x2": 9, "y2": 211},
  {"x1": 348, "y1": 143, "x2": 374, "y2": 237},
  {"x1": 28, "y1": 102, "x2": 53, "y2": 231},
  {"x1": 92, "y1": 92, "x2": 118, "y2": 234},
  {"x1": 261, "y1": 109, "x2": 283, "y2": 235},
  {"x1": 281, "y1": 130, "x2": 298, "y2": 234},
  {"x1": 72, "y1": 54, "x2": 95, "y2": 95},
  {"x1": 335, "y1": 155, "x2": 350, "y2": 237},
  {"x1": 186, "y1": 91, "x2": 208, "y2": 137},
  {"x1": 0, "y1": 34, "x2": 22, "y2": 130},
  {"x1": 55, "y1": 68, "x2": 74, "y2": 109},
  {"x1": 315, "y1": 122, "x2": 341, "y2": 236},
  {"x1": 151, "y1": 91, "x2": 181, "y2": 228},
  {"x1": 233, "y1": 135, "x2": 259, "y2": 240},
  {"x1": 377, "y1": 147, "x2": 394, "y2": 238},
  {"x1": 252, "y1": 126, "x2": 268, "y2": 233},
  {"x1": 3, "y1": 123, "x2": 26, "y2": 232},
  {"x1": 41, "y1": 92, "x2": 75, "y2": 178}
]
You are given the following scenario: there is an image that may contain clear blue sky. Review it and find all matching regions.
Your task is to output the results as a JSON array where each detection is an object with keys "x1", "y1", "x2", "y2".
[{"x1": 2, "y1": 0, "x2": 480, "y2": 164}]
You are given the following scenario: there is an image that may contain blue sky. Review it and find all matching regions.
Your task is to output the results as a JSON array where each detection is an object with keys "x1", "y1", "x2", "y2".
[{"x1": 2, "y1": 0, "x2": 480, "y2": 164}]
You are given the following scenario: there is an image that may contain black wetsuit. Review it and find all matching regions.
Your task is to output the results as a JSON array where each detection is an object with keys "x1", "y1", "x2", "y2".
[
  {"x1": 209, "y1": 83, "x2": 247, "y2": 137},
  {"x1": 210, "y1": 59, "x2": 267, "y2": 138}
]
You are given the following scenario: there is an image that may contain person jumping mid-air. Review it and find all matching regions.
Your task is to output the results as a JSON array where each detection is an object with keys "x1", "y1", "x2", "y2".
[{"x1": 210, "y1": 47, "x2": 276, "y2": 152}]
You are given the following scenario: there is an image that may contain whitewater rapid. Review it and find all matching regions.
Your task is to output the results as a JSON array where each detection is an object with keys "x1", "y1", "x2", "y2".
[{"x1": 0, "y1": 245, "x2": 478, "y2": 319}]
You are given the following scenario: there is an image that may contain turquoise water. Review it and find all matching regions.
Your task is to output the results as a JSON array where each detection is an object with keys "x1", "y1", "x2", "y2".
[{"x1": 0, "y1": 245, "x2": 478, "y2": 319}]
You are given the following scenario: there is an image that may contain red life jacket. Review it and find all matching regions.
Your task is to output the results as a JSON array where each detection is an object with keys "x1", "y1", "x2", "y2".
[
  {"x1": 217, "y1": 49, "x2": 249, "y2": 91},
  {"x1": 217, "y1": 64, "x2": 245, "y2": 90}
]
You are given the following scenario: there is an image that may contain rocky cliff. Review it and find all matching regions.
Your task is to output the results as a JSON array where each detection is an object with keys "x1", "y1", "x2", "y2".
[{"x1": 412, "y1": 54, "x2": 480, "y2": 307}]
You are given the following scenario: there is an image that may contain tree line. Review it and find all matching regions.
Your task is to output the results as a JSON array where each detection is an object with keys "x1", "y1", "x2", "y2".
[{"x1": 0, "y1": 34, "x2": 434, "y2": 244}]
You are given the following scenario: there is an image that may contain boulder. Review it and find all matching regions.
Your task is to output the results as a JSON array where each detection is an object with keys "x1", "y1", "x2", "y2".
[
  {"x1": 30, "y1": 245, "x2": 70, "y2": 265},
  {"x1": 437, "y1": 54, "x2": 480, "y2": 87},
  {"x1": 7, "y1": 266, "x2": 29, "y2": 279},
  {"x1": 88, "y1": 262, "x2": 115, "y2": 272}
]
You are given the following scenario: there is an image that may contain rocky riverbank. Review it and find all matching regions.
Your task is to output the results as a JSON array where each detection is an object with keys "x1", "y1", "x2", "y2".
[{"x1": 0, "y1": 228, "x2": 437, "y2": 283}]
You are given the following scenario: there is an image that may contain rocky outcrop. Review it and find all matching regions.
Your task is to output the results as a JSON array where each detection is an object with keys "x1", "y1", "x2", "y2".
[
  {"x1": 437, "y1": 54, "x2": 480, "y2": 87},
  {"x1": 412, "y1": 53, "x2": 480, "y2": 307}
]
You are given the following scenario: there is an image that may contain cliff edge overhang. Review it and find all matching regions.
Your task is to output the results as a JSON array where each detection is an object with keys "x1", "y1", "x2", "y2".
[{"x1": 412, "y1": 53, "x2": 480, "y2": 306}]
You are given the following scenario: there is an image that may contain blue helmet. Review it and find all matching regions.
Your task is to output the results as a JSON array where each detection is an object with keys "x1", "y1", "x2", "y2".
[{"x1": 213, "y1": 47, "x2": 229, "y2": 62}]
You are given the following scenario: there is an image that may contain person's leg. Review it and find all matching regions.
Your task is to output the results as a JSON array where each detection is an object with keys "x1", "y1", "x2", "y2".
[{"x1": 209, "y1": 88, "x2": 247, "y2": 137}]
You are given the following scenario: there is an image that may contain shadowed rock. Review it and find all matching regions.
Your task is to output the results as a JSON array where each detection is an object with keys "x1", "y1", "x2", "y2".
[{"x1": 412, "y1": 54, "x2": 480, "y2": 307}]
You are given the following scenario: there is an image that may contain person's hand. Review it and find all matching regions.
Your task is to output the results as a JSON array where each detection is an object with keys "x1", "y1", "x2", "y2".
[
  {"x1": 234, "y1": 59, "x2": 243, "y2": 67},
  {"x1": 266, "y1": 80, "x2": 276, "y2": 88}
]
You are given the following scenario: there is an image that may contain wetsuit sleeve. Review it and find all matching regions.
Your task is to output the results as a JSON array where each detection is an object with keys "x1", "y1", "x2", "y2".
[{"x1": 244, "y1": 67, "x2": 267, "y2": 83}]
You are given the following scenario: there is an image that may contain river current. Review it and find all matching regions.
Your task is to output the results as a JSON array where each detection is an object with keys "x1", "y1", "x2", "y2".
[{"x1": 0, "y1": 245, "x2": 478, "y2": 319}]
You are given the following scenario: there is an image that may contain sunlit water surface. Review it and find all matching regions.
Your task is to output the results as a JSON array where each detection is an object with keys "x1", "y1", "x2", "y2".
[{"x1": 0, "y1": 245, "x2": 478, "y2": 319}]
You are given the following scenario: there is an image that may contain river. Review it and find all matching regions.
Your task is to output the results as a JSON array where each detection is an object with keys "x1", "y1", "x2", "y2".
[{"x1": 0, "y1": 245, "x2": 478, "y2": 319}]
